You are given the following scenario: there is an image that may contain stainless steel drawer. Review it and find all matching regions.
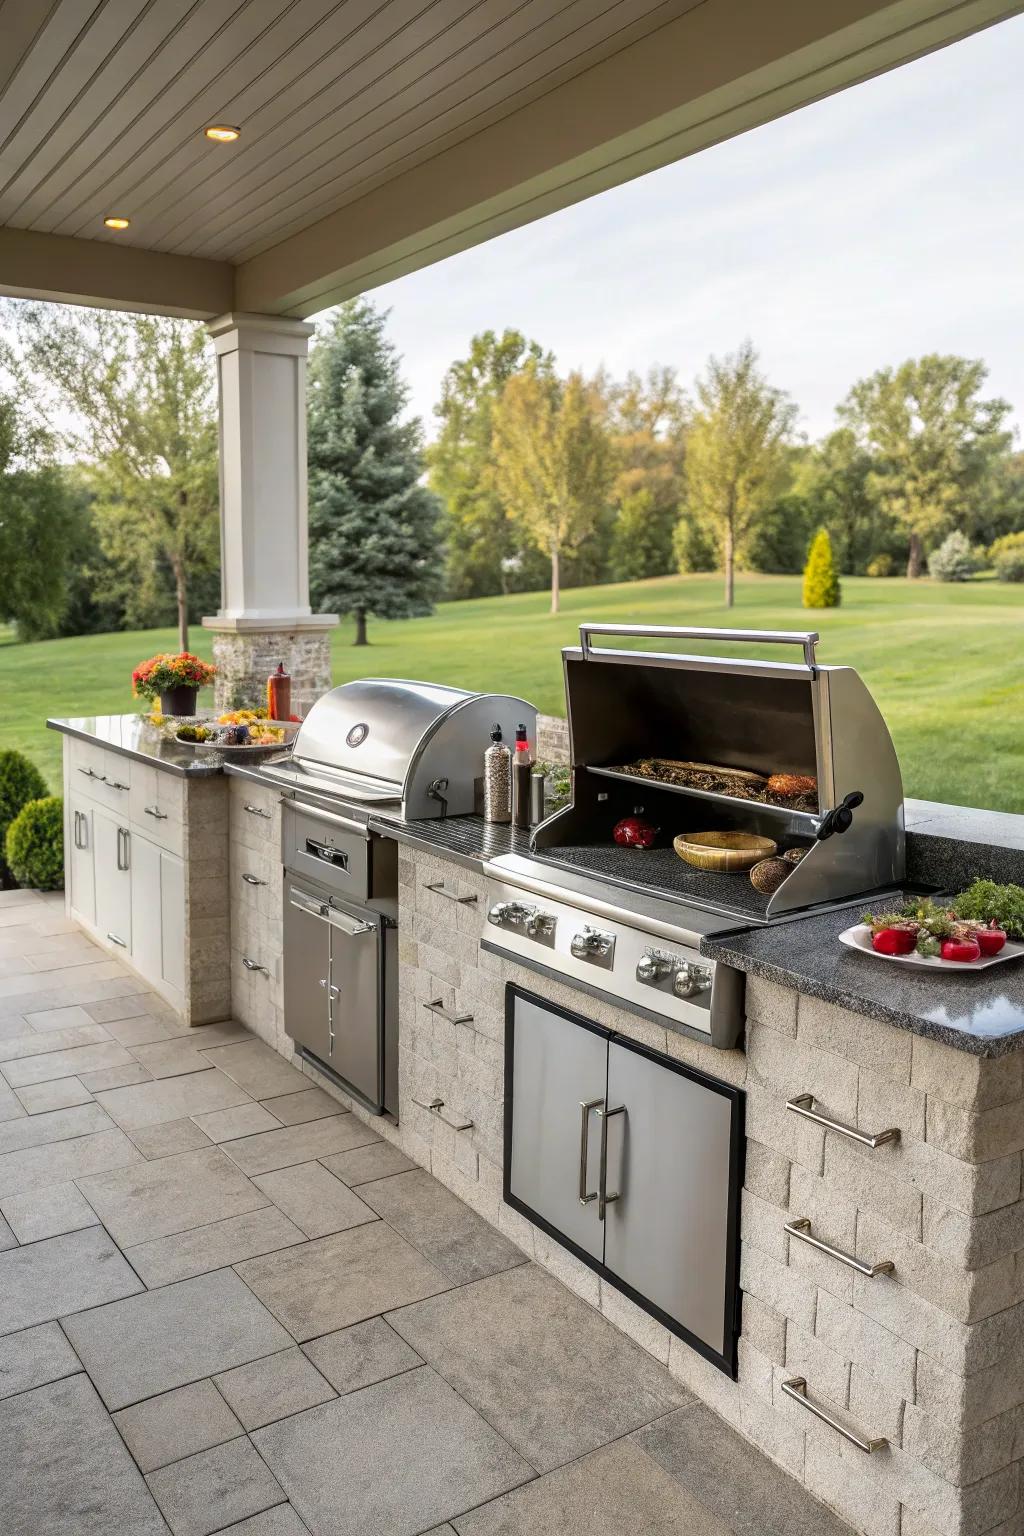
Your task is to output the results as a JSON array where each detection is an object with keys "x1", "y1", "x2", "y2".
[{"x1": 282, "y1": 801, "x2": 397, "y2": 906}]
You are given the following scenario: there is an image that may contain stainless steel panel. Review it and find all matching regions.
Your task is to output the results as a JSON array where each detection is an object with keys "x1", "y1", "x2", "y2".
[
  {"x1": 602, "y1": 1040, "x2": 735, "y2": 1355},
  {"x1": 283, "y1": 880, "x2": 331, "y2": 1061},
  {"x1": 508, "y1": 992, "x2": 607, "y2": 1263},
  {"x1": 293, "y1": 678, "x2": 472, "y2": 785},
  {"x1": 282, "y1": 802, "x2": 371, "y2": 901},
  {"x1": 327, "y1": 900, "x2": 384, "y2": 1111}
]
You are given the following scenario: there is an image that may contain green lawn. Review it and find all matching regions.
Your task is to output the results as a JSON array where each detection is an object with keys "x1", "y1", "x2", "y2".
[{"x1": 3, "y1": 572, "x2": 1023, "y2": 813}]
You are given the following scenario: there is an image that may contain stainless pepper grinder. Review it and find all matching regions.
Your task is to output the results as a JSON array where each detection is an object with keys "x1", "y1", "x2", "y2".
[{"x1": 483, "y1": 724, "x2": 511, "y2": 824}]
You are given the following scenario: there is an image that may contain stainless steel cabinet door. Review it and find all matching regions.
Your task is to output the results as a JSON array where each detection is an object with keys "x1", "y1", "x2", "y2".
[
  {"x1": 327, "y1": 907, "x2": 383, "y2": 1111},
  {"x1": 602, "y1": 1040, "x2": 737, "y2": 1356},
  {"x1": 284, "y1": 884, "x2": 331, "y2": 1060},
  {"x1": 508, "y1": 992, "x2": 608, "y2": 1263}
]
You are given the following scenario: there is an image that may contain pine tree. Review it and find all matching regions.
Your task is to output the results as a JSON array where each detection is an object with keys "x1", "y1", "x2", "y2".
[
  {"x1": 802, "y1": 527, "x2": 841, "y2": 608},
  {"x1": 308, "y1": 300, "x2": 443, "y2": 645}
]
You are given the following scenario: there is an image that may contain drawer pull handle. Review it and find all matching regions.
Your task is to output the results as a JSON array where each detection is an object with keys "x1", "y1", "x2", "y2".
[
  {"x1": 786, "y1": 1094, "x2": 899, "y2": 1149},
  {"x1": 423, "y1": 998, "x2": 474, "y2": 1026},
  {"x1": 244, "y1": 803, "x2": 273, "y2": 820},
  {"x1": 424, "y1": 881, "x2": 478, "y2": 905},
  {"x1": 781, "y1": 1378, "x2": 887, "y2": 1453},
  {"x1": 107, "y1": 779, "x2": 129, "y2": 792},
  {"x1": 242, "y1": 873, "x2": 267, "y2": 886},
  {"x1": 785, "y1": 1218, "x2": 894, "y2": 1277},
  {"x1": 144, "y1": 805, "x2": 168, "y2": 820},
  {"x1": 106, "y1": 932, "x2": 127, "y2": 948},
  {"x1": 78, "y1": 766, "x2": 98, "y2": 778},
  {"x1": 241, "y1": 956, "x2": 268, "y2": 974},
  {"x1": 411, "y1": 1094, "x2": 473, "y2": 1131}
]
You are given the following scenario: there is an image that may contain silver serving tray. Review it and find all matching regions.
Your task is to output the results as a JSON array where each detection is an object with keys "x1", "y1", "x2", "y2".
[
  {"x1": 176, "y1": 721, "x2": 299, "y2": 757},
  {"x1": 839, "y1": 923, "x2": 1024, "y2": 972}
]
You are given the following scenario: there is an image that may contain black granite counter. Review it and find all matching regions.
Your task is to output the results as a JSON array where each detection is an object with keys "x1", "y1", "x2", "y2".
[
  {"x1": 701, "y1": 897, "x2": 1024, "y2": 1057},
  {"x1": 48, "y1": 714, "x2": 227, "y2": 777}
]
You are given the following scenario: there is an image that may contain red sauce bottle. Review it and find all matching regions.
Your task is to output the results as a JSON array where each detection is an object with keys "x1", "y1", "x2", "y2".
[{"x1": 267, "y1": 662, "x2": 292, "y2": 721}]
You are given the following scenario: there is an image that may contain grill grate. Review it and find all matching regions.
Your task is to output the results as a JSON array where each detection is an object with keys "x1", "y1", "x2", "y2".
[{"x1": 532, "y1": 843, "x2": 773, "y2": 918}]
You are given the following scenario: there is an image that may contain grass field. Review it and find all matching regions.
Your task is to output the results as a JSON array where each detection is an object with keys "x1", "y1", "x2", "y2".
[{"x1": 3, "y1": 572, "x2": 1023, "y2": 813}]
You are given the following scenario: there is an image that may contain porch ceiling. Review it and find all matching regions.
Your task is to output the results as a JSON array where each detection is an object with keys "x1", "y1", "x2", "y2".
[{"x1": 0, "y1": 0, "x2": 1019, "y2": 319}]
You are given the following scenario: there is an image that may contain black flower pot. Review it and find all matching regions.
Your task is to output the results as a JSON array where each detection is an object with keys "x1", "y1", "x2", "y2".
[{"x1": 160, "y1": 685, "x2": 198, "y2": 717}]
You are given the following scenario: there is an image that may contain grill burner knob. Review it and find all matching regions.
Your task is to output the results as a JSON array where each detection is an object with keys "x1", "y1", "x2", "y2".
[
  {"x1": 636, "y1": 950, "x2": 674, "y2": 984},
  {"x1": 570, "y1": 926, "x2": 615, "y2": 964},
  {"x1": 525, "y1": 911, "x2": 556, "y2": 939},
  {"x1": 487, "y1": 901, "x2": 534, "y2": 928},
  {"x1": 673, "y1": 963, "x2": 712, "y2": 999}
]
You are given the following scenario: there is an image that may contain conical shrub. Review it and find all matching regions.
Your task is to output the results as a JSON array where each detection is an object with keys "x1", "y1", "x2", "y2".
[{"x1": 802, "y1": 527, "x2": 841, "y2": 608}]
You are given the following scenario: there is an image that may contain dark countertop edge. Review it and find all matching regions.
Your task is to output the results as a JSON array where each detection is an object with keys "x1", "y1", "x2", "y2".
[{"x1": 47, "y1": 717, "x2": 222, "y2": 778}]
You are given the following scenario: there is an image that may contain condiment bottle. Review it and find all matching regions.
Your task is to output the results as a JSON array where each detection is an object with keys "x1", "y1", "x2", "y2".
[
  {"x1": 483, "y1": 725, "x2": 511, "y2": 824},
  {"x1": 267, "y1": 662, "x2": 292, "y2": 721},
  {"x1": 512, "y1": 722, "x2": 533, "y2": 830}
]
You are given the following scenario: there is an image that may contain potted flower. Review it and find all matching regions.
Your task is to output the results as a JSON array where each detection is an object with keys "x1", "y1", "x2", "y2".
[{"x1": 132, "y1": 653, "x2": 216, "y2": 716}]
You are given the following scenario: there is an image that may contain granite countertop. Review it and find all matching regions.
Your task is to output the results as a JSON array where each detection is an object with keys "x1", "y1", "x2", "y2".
[
  {"x1": 48, "y1": 715, "x2": 227, "y2": 777},
  {"x1": 701, "y1": 897, "x2": 1024, "y2": 1057}
]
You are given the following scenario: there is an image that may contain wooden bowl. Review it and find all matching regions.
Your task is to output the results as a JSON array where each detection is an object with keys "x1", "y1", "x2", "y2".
[{"x1": 673, "y1": 830, "x2": 778, "y2": 873}]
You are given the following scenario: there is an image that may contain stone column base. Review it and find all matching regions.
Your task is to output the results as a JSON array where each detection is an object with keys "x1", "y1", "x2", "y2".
[{"x1": 202, "y1": 616, "x2": 338, "y2": 716}]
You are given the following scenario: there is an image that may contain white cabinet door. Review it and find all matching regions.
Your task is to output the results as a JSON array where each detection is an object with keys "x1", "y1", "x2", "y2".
[
  {"x1": 68, "y1": 796, "x2": 96, "y2": 926},
  {"x1": 93, "y1": 810, "x2": 132, "y2": 954},
  {"x1": 130, "y1": 832, "x2": 163, "y2": 984},
  {"x1": 160, "y1": 852, "x2": 185, "y2": 994}
]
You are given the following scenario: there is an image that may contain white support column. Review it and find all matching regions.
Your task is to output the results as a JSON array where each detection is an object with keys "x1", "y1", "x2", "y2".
[{"x1": 202, "y1": 312, "x2": 337, "y2": 713}]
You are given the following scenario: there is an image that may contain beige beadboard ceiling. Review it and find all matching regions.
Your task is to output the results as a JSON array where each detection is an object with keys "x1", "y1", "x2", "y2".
[{"x1": 0, "y1": 0, "x2": 1019, "y2": 317}]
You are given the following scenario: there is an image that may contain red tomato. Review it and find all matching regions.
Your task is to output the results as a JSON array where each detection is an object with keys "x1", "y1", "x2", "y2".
[
  {"x1": 940, "y1": 937, "x2": 982, "y2": 963},
  {"x1": 976, "y1": 926, "x2": 1007, "y2": 956},
  {"x1": 871, "y1": 927, "x2": 918, "y2": 956}
]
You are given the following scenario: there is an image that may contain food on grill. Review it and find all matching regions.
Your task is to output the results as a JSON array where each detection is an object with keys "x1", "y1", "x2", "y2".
[
  {"x1": 782, "y1": 847, "x2": 807, "y2": 864},
  {"x1": 610, "y1": 759, "x2": 818, "y2": 812},
  {"x1": 750, "y1": 857, "x2": 790, "y2": 895},
  {"x1": 612, "y1": 813, "x2": 659, "y2": 849},
  {"x1": 673, "y1": 831, "x2": 777, "y2": 873}
]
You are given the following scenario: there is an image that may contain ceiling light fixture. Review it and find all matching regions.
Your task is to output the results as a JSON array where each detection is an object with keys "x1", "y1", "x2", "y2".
[
  {"x1": 204, "y1": 124, "x2": 240, "y2": 143},
  {"x1": 103, "y1": 215, "x2": 130, "y2": 230}
]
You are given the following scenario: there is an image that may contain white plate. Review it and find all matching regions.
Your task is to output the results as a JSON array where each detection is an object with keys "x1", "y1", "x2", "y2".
[{"x1": 839, "y1": 923, "x2": 1024, "y2": 972}]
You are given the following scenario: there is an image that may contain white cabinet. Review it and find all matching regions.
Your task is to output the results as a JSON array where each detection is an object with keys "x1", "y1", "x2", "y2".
[
  {"x1": 68, "y1": 796, "x2": 96, "y2": 927},
  {"x1": 159, "y1": 853, "x2": 185, "y2": 994},
  {"x1": 93, "y1": 809, "x2": 132, "y2": 954},
  {"x1": 130, "y1": 832, "x2": 162, "y2": 984}
]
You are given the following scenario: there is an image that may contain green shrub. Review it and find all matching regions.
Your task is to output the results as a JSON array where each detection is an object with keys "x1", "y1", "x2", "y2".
[
  {"x1": 928, "y1": 530, "x2": 976, "y2": 582},
  {"x1": 990, "y1": 531, "x2": 1024, "y2": 583},
  {"x1": 866, "y1": 553, "x2": 894, "y2": 577},
  {"x1": 5, "y1": 797, "x2": 64, "y2": 892},
  {"x1": 0, "y1": 751, "x2": 48, "y2": 884},
  {"x1": 802, "y1": 528, "x2": 841, "y2": 608}
]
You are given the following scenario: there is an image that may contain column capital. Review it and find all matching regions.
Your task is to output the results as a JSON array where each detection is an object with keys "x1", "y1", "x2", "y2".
[{"x1": 206, "y1": 311, "x2": 315, "y2": 356}]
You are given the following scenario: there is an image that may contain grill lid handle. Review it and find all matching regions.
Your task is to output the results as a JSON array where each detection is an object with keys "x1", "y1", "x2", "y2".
[{"x1": 578, "y1": 624, "x2": 819, "y2": 670}]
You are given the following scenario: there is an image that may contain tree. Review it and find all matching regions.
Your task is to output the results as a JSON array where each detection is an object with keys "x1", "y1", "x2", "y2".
[
  {"x1": 0, "y1": 391, "x2": 79, "y2": 640},
  {"x1": 491, "y1": 365, "x2": 614, "y2": 614},
  {"x1": 9, "y1": 303, "x2": 219, "y2": 650},
  {"x1": 798, "y1": 428, "x2": 885, "y2": 574},
  {"x1": 605, "y1": 366, "x2": 687, "y2": 580},
  {"x1": 429, "y1": 330, "x2": 551, "y2": 598},
  {"x1": 683, "y1": 341, "x2": 796, "y2": 606},
  {"x1": 308, "y1": 300, "x2": 443, "y2": 646},
  {"x1": 802, "y1": 527, "x2": 841, "y2": 608},
  {"x1": 837, "y1": 355, "x2": 1013, "y2": 578}
]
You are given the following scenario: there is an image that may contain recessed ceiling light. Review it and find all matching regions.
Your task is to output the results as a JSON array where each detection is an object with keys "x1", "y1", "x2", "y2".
[
  {"x1": 103, "y1": 215, "x2": 130, "y2": 230},
  {"x1": 204, "y1": 124, "x2": 240, "y2": 143}
]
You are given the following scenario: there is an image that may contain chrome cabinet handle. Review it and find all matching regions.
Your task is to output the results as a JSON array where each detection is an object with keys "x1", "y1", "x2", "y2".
[
  {"x1": 116, "y1": 826, "x2": 131, "y2": 871},
  {"x1": 144, "y1": 805, "x2": 168, "y2": 820},
  {"x1": 244, "y1": 803, "x2": 273, "y2": 819},
  {"x1": 424, "y1": 881, "x2": 478, "y2": 905},
  {"x1": 597, "y1": 1103, "x2": 625, "y2": 1220},
  {"x1": 319, "y1": 978, "x2": 340, "y2": 998},
  {"x1": 73, "y1": 810, "x2": 87, "y2": 849},
  {"x1": 423, "y1": 998, "x2": 473, "y2": 1026},
  {"x1": 241, "y1": 957, "x2": 267, "y2": 973},
  {"x1": 786, "y1": 1218, "x2": 894, "y2": 1277},
  {"x1": 106, "y1": 932, "x2": 127, "y2": 948},
  {"x1": 786, "y1": 1094, "x2": 899, "y2": 1148},
  {"x1": 411, "y1": 1094, "x2": 474, "y2": 1131},
  {"x1": 578, "y1": 1099, "x2": 602, "y2": 1206},
  {"x1": 781, "y1": 1378, "x2": 887, "y2": 1453},
  {"x1": 242, "y1": 873, "x2": 267, "y2": 886},
  {"x1": 107, "y1": 779, "x2": 129, "y2": 792},
  {"x1": 78, "y1": 766, "x2": 98, "y2": 779}
]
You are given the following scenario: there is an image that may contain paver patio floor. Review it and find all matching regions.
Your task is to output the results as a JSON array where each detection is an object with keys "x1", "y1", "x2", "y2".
[{"x1": 0, "y1": 888, "x2": 854, "y2": 1535}]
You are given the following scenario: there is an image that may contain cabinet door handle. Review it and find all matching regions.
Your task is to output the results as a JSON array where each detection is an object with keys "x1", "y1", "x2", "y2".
[
  {"x1": 107, "y1": 779, "x2": 129, "y2": 792},
  {"x1": 319, "y1": 978, "x2": 340, "y2": 998},
  {"x1": 241, "y1": 873, "x2": 267, "y2": 886},
  {"x1": 786, "y1": 1094, "x2": 899, "y2": 1149},
  {"x1": 106, "y1": 932, "x2": 127, "y2": 948},
  {"x1": 785, "y1": 1218, "x2": 894, "y2": 1277},
  {"x1": 424, "y1": 881, "x2": 478, "y2": 905},
  {"x1": 411, "y1": 1095, "x2": 473, "y2": 1131},
  {"x1": 242, "y1": 956, "x2": 268, "y2": 973},
  {"x1": 423, "y1": 998, "x2": 474, "y2": 1026},
  {"x1": 244, "y1": 803, "x2": 273, "y2": 820},
  {"x1": 73, "y1": 811, "x2": 83, "y2": 849},
  {"x1": 781, "y1": 1378, "x2": 887, "y2": 1453},
  {"x1": 78, "y1": 766, "x2": 98, "y2": 779},
  {"x1": 144, "y1": 805, "x2": 168, "y2": 820},
  {"x1": 597, "y1": 1103, "x2": 625, "y2": 1221},
  {"x1": 116, "y1": 827, "x2": 131, "y2": 871},
  {"x1": 578, "y1": 1099, "x2": 602, "y2": 1206}
]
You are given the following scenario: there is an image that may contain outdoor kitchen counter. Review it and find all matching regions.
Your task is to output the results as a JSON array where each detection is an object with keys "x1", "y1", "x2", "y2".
[
  {"x1": 702, "y1": 899, "x2": 1024, "y2": 1057},
  {"x1": 47, "y1": 713, "x2": 224, "y2": 776}
]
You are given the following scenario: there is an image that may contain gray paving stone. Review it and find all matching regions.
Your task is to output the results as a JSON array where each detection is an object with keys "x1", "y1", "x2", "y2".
[
  {"x1": 217, "y1": 1512, "x2": 310, "y2": 1536},
  {"x1": 130, "y1": 1037, "x2": 219, "y2": 1078},
  {"x1": 14, "y1": 1076, "x2": 93, "y2": 1113},
  {"x1": 129, "y1": 1116, "x2": 212, "y2": 1159},
  {"x1": 360, "y1": 1169, "x2": 526, "y2": 1284},
  {"x1": 0, "y1": 1126, "x2": 142, "y2": 1198},
  {"x1": 1, "y1": 1178, "x2": 98, "y2": 1243},
  {"x1": 0, "y1": 1224, "x2": 142, "y2": 1335},
  {"x1": 453, "y1": 1437, "x2": 730, "y2": 1534},
  {"x1": 103, "y1": 1012, "x2": 177, "y2": 1046},
  {"x1": 388, "y1": 1264, "x2": 687, "y2": 1474},
  {"x1": 0, "y1": 1211, "x2": 15, "y2": 1248},
  {"x1": 261, "y1": 1088, "x2": 343, "y2": 1126},
  {"x1": 0, "y1": 1079, "x2": 25, "y2": 1122},
  {"x1": 79, "y1": 1061, "x2": 153, "y2": 1091},
  {"x1": 78, "y1": 1145, "x2": 269, "y2": 1247},
  {"x1": 84, "y1": 996, "x2": 159, "y2": 1026},
  {"x1": 321, "y1": 1141, "x2": 416, "y2": 1186},
  {"x1": 23, "y1": 1003, "x2": 96, "y2": 1032},
  {"x1": 96, "y1": 1066, "x2": 252, "y2": 1129},
  {"x1": 255, "y1": 1365, "x2": 532, "y2": 1536},
  {"x1": 193, "y1": 1102, "x2": 282, "y2": 1142},
  {"x1": 635, "y1": 1400, "x2": 855, "y2": 1536},
  {"x1": 224, "y1": 1114, "x2": 381, "y2": 1176},
  {"x1": 237, "y1": 1222, "x2": 451, "y2": 1342},
  {"x1": 64, "y1": 1267, "x2": 294, "y2": 1409},
  {"x1": 215, "y1": 1347, "x2": 335, "y2": 1429},
  {"x1": 0, "y1": 1021, "x2": 111, "y2": 1061},
  {"x1": 168, "y1": 1022, "x2": 251, "y2": 1046},
  {"x1": 147, "y1": 1436, "x2": 285, "y2": 1536},
  {"x1": 0, "y1": 1100, "x2": 112, "y2": 1154},
  {"x1": 126, "y1": 1205, "x2": 307, "y2": 1288},
  {"x1": 302, "y1": 1317, "x2": 422, "y2": 1396},
  {"x1": 113, "y1": 1379, "x2": 243, "y2": 1473},
  {"x1": 203, "y1": 1039, "x2": 308, "y2": 1099},
  {"x1": 0, "y1": 1320, "x2": 81, "y2": 1399},
  {"x1": 0, "y1": 1374, "x2": 167, "y2": 1533},
  {"x1": 253, "y1": 1160, "x2": 377, "y2": 1239},
  {"x1": 1, "y1": 1040, "x2": 135, "y2": 1087}
]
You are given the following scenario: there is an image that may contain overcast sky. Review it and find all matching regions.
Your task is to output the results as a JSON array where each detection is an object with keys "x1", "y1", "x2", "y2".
[{"x1": 360, "y1": 13, "x2": 1024, "y2": 445}]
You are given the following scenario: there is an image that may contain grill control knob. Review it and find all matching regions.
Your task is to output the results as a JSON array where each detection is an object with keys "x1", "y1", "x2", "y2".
[
  {"x1": 636, "y1": 950, "x2": 675, "y2": 985},
  {"x1": 525, "y1": 911, "x2": 556, "y2": 940},
  {"x1": 570, "y1": 926, "x2": 615, "y2": 965},
  {"x1": 487, "y1": 901, "x2": 533, "y2": 928},
  {"x1": 673, "y1": 962, "x2": 712, "y2": 999}
]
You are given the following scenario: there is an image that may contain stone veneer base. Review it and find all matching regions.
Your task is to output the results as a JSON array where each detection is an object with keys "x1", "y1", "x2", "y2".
[{"x1": 204, "y1": 623, "x2": 334, "y2": 716}]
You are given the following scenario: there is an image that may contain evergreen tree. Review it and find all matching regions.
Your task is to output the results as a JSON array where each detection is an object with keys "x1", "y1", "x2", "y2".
[
  {"x1": 308, "y1": 300, "x2": 443, "y2": 645},
  {"x1": 802, "y1": 527, "x2": 841, "y2": 608}
]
